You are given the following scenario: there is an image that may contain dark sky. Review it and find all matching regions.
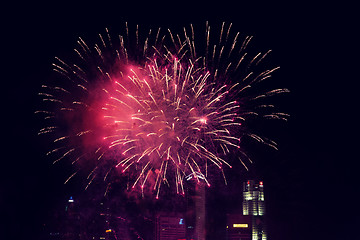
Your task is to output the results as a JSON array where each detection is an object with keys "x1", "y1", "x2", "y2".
[{"x1": 2, "y1": 1, "x2": 356, "y2": 240}]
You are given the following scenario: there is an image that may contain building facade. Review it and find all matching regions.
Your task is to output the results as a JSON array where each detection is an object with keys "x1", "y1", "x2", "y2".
[
  {"x1": 155, "y1": 214, "x2": 186, "y2": 240},
  {"x1": 185, "y1": 172, "x2": 206, "y2": 240},
  {"x1": 242, "y1": 180, "x2": 266, "y2": 240}
]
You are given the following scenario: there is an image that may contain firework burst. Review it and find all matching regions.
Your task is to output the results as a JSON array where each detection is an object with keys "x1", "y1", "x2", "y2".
[{"x1": 36, "y1": 22, "x2": 289, "y2": 198}]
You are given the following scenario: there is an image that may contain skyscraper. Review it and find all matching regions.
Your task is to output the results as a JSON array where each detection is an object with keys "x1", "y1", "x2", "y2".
[
  {"x1": 185, "y1": 172, "x2": 206, "y2": 240},
  {"x1": 243, "y1": 180, "x2": 266, "y2": 240}
]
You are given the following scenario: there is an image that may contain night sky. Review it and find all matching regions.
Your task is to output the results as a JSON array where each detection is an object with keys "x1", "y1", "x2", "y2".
[{"x1": 2, "y1": 1, "x2": 356, "y2": 240}]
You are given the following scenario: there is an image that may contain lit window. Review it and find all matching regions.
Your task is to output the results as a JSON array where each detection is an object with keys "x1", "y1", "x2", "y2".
[{"x1": 233, "y1": 223, "x2": 248, "y2": 228}]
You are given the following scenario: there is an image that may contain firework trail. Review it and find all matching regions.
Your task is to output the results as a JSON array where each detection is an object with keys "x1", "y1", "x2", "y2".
[{"x1": 36, "y1": 22, "x2": 289, "y2": 198}]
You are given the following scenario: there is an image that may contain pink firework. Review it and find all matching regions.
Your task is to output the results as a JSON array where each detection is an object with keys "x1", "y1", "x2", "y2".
[{"x1": 36, "y1": 22, "x2": 289, "y2": 198}]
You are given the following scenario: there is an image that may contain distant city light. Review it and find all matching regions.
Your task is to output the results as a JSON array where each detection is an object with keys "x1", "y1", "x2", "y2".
[
  {"x1": 179, "y1": 218, "x2": 184, "y2": 225},
  {"x1": 68, "y1": 196, "x2": 74, "y2": 203}
]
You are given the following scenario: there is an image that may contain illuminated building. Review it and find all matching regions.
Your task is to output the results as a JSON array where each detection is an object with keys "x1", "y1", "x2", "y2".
[
  {"x1": 155, "y1": 214, "x2": 186, "y2": 240},
  {"x1": 185, "y1": 172, "x2": 206, "y2": 240},
  {"x1": 226, "y1": 214, "x2": 252, "y2": 240},
  {"x1": 243, "y1": 180, "x2": 267, "y2": 240}
]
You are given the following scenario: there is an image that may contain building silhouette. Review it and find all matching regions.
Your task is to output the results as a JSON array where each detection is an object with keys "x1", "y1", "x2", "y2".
[{"x1": 41, "y1": 196, "x2": 133, "y2": 240}]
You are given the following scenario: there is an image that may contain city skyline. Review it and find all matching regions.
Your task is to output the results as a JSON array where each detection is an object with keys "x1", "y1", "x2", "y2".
[{"x1": 40, "y1": 179, "x2": 266, "y2": 240}]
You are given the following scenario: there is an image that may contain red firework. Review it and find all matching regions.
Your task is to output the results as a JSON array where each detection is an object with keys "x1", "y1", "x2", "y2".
[{"x1": 36, "y1": 22, "x2": 289, "y2": 198}]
